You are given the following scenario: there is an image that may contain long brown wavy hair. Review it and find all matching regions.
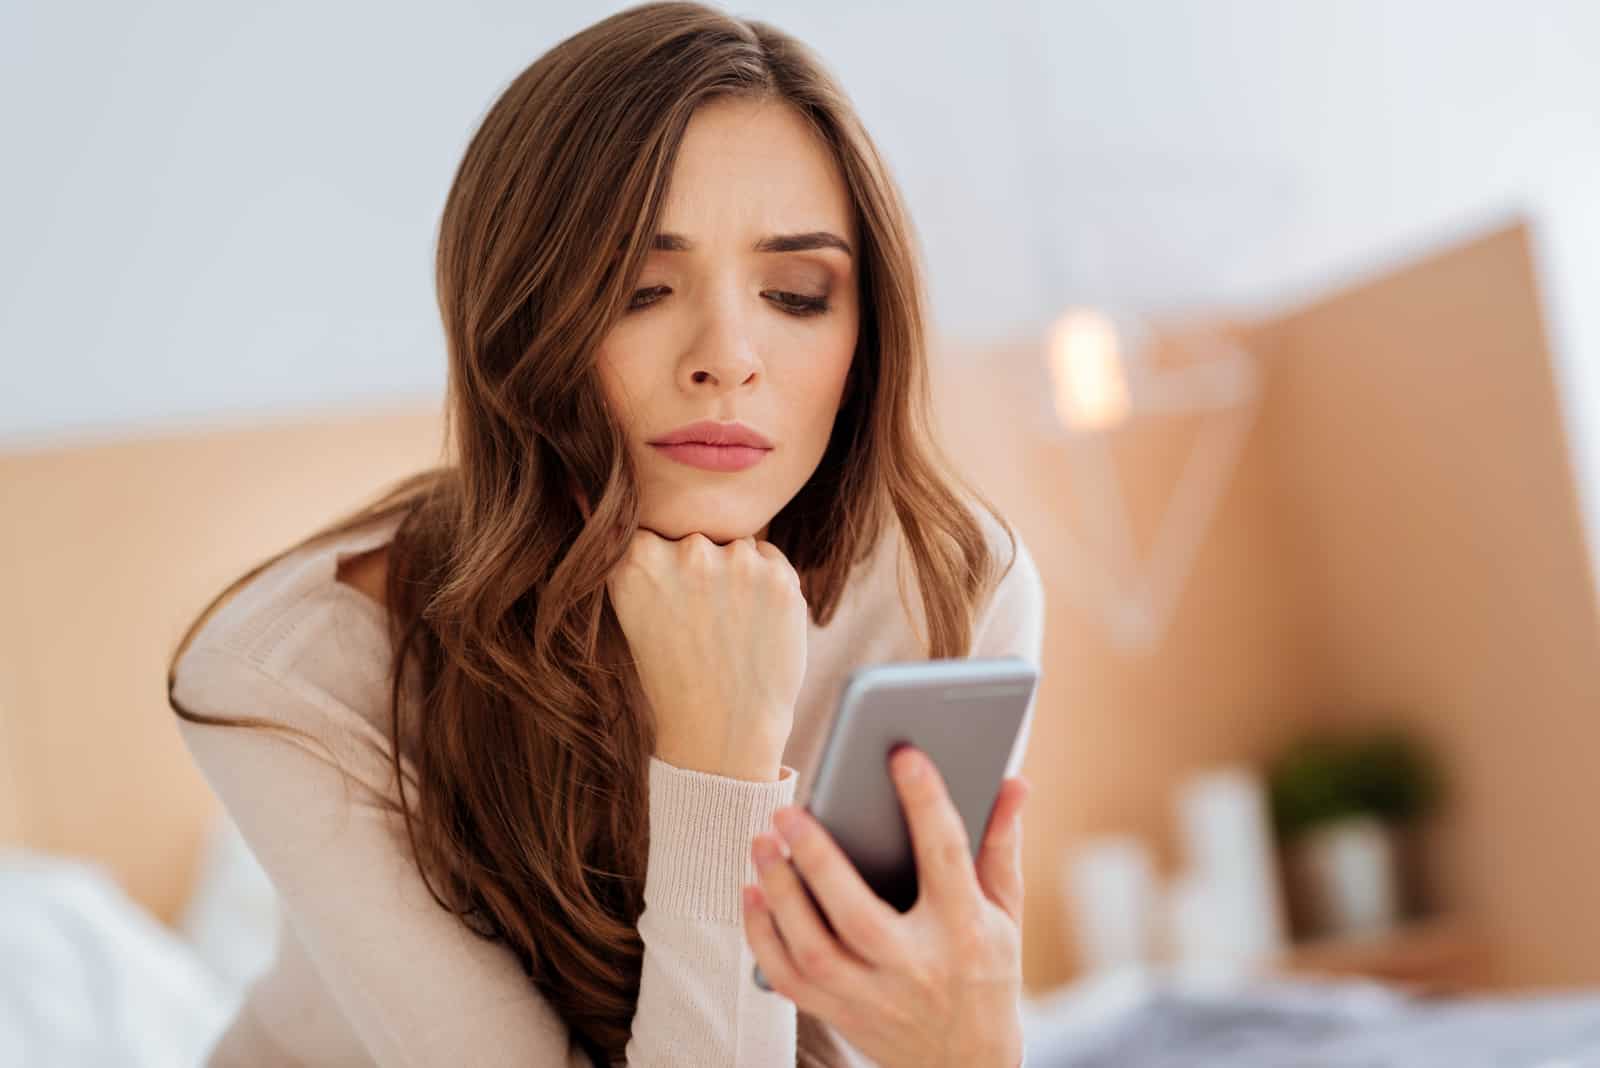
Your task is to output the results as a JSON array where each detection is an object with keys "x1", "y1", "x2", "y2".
[{"x1": 167, "y1": 3, "x2": 1018, "y2": 1064}]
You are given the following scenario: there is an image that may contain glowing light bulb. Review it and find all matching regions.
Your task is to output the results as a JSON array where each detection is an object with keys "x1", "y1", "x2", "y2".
[{"x1": 1048, "y1": 307, "x2": 1132, "y2": 431}]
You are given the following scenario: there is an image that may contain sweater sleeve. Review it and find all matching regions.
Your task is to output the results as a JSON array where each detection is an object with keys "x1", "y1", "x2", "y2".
[
  {"x1": 171, "y1": 643, "x2": 800, "y2": 1068},
  {"x1": 628, "y1": 756, "x2": 798, "y2": 1065}
]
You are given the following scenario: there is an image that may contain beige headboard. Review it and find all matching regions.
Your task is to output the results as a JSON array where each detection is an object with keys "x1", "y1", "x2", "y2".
[{"x1": 0, "y1": 404, "x2": 444, "y2": 924}]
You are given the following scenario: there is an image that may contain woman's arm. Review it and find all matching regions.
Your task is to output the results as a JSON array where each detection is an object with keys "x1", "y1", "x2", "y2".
[
  {"x1": 629, "y1": 755, "x2": 800, "y2": 1064},
  {"x1": 173, "y1": 642, "x2": 805, "y2": 1067}
]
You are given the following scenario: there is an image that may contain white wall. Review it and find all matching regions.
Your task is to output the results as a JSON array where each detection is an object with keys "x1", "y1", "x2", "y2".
[{"x1": 4, "y1": 0, "x2": 1597, "y2": 466}]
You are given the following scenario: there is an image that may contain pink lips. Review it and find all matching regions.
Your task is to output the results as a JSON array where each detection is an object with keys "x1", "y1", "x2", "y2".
[
  {"x1": 650, "y1": 442, "x2": 770, "y2": 472},
  {"x1": 648, "y1": 419, "x2": 773, "y2": 472}
]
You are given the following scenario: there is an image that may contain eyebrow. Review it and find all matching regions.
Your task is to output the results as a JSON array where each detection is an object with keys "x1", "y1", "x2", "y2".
[{"x1": 648, "y1": 230, "x2": 854, "y2": 258}]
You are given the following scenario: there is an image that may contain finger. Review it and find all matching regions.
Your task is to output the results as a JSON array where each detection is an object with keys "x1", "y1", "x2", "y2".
[
  {"x1": 752, "y1": 832, "x2": 874, "y2": 996},
  {"x1": 676, "y1": 530, "x2": 715, "y2": 555},
  {"x1": 773, "y1": 806, "x2": 902, "y2": 966},
  {"x1": 614, "y1": 528, "x2": 665, "y2": 578},
  {"x1": 890, "y1": 746, "x2": 982, "y2": 915},
  {"x1": 607, "y1": 529, "x2": 655, "y2": 592},
  {"x1": 743, "y1": 883, "x2": 808, "y2": 1002},
  {"x1": 741, "y1": 885, "x2": 866, "y2": 1032},
  {"x1": 754, "y1": 541, "x2": 801, "y2": 588},
  {"x1": 975, "y1": 776, "x2": 1029, "y2": 925}
]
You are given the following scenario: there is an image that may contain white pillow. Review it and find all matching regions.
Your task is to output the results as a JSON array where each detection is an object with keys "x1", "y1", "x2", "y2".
[{"x1": 0, "y1": 849, "x2": 236, "y2": 1066}]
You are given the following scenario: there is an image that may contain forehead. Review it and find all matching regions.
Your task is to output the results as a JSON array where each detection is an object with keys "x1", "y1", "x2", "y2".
[{"x1": 658, "y1": 96, "x2": 854, "y2": 246}]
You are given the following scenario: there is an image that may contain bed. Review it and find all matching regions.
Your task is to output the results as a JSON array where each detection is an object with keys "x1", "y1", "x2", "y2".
[
  {"x1": 1020, "y1": 968, "x2": 1600, "y2": 1067},
  {"x1": 6, "y1": 821, "x2": 1600, "y2": 1066},
  {"x1": 0, "y1": 814, "x2": 275, "y2": 1065}
]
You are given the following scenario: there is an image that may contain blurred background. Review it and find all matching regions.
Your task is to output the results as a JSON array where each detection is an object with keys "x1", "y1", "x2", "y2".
[{"x1": 5, "y1": 1, "x2": 1600, "y2": 1063}]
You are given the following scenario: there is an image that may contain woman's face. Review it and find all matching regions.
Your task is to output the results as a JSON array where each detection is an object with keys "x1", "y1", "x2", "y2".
[{"x1": 595, "y1": 96, "x2": 860, "y2": 545}]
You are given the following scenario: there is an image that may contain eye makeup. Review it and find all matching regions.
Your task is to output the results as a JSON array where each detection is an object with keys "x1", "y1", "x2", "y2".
[{"x1": 624, "y1": 285, "x2": 831, "y2": 317}]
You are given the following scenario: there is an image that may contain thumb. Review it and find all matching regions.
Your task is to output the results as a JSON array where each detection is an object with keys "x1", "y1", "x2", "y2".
[{"x1": 975, "y1": 775, "x2": 1028, "y2": 925}]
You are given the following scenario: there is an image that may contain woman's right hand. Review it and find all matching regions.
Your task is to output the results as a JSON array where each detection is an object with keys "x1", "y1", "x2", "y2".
[{"x1": 606, "y1": 528, "x2": 808, "y2": 782}]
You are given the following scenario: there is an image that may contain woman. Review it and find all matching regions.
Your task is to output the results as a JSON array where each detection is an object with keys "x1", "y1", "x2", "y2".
[{"x1": 168, "y1": 2, "x2": 1044, "y2": 1065}]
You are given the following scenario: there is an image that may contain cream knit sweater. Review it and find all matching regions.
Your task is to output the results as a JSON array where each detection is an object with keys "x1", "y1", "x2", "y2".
[{"x1": 171, "y1": 506, "x2": 1044, "y2": 1066}]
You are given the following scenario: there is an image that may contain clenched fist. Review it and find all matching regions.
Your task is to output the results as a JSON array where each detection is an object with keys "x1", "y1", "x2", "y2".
[{"x1": 606, "y1": 529, "x2": 808, "y2": 782}]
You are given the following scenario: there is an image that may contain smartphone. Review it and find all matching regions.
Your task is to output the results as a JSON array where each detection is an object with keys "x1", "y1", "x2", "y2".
[{"x1": 752, "y1": 655, "x2": 1038, "y2": 991}]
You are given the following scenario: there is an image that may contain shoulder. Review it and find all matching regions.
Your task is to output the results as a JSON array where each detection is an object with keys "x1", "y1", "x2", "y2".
[
  {"x1": 170, "y1": 514, "x2": 404, "y2": 738},
  {"x1": 969, "y1": 501, "x2": 1045, "y2": 656},
  {"x1": 869, "y1": 497, "x2": 1043, "y2": 657},
  {"x1": 971, "y1": 499, "x2": 1033, "y2": 587}
]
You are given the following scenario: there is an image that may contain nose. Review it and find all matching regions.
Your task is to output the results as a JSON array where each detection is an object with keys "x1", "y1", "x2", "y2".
[{"x1": 682, "y1": 291, "x2": 760, "y2": 393}]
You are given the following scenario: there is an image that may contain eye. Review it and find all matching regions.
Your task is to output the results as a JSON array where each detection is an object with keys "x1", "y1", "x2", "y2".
[
  {"x1": 624, "y1": 286, "x2": 831, "y2": 317},
  {"x1": 765, "y1": 290, "x2": 831, "y2": 317},
  {"x1": 627, "y1": 285, "x2": 669, "y2": 312}
]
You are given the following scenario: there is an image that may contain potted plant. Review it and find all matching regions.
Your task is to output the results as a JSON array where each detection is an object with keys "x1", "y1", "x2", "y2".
[{"x1": 1267, "y1": 728, "x2": 1442, "y2": 941}]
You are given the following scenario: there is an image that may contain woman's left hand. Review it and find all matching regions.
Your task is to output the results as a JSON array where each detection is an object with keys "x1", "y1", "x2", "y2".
[{"x1": 742, "y1": 745, "x2": 1029, "y2": 1068}]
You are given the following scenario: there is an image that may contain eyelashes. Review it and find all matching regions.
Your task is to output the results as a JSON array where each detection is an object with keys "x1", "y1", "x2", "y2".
[
  {"x1": 767, "y1": 291, "x2": 831, "y2": 317},
  {"x1": 625, "y1": 286, "x2": 831, "y2": 317}
]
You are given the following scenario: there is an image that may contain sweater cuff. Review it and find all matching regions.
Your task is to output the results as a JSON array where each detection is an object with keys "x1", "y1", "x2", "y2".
[{"x1": 645, "y1": 755, "x2": 798, "y2": 924}]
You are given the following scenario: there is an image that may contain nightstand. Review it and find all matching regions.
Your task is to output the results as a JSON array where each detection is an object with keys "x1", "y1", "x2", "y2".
[{"x1": 1272, "y1": 915, "x2": 1495, "y2": 996}]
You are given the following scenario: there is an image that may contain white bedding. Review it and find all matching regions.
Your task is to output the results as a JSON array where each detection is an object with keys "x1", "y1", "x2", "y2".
[
  {"x1": 1021, "y1": 969, "x2": 1600, "y2": 1067},
  {"x1": 4, "y1": 824, "x2": 1600, "y2": 1067},
  {"x1": 0, "y1": 849, "x2": 234, "y2": 1065},
  {"x1": 0, "y1": 814, "x2": 276, "y2": 1067}
]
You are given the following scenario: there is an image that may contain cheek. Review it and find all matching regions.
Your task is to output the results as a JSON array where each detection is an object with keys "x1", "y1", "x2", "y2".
[
  {"x1": 593, "y1": 347, "x2": 640, "y2": 428},
  {"x1": 776, "y1": 339, "x2": 855, "y2": 463},
  {"x1": 814, "y1": 325, "x2": 857, "y2": 413},
  {"x1": 594, "y1": 314, "x2": 687, "y2": 427}
]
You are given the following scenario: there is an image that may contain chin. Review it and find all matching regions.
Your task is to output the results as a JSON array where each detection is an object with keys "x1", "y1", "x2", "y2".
[
  {"x1": 640, "y1": 501, "x2": 771, "y2": 545},
  {"x1": 643, "y1": 521, "x2": 758, "y2": 545}
]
